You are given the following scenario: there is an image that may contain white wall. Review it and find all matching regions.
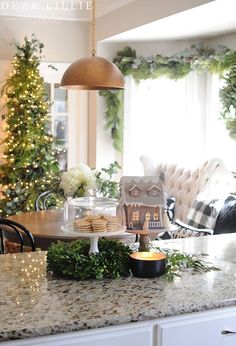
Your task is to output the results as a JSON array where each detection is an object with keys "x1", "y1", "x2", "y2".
[
  {"x1": 0, "y1": 19, "x2": 89, "y2": 62},
  {"x1": 0, "y1": 60, "x2": 11, "y2": 164},
  {"x1": 98, "y1": 38, "x2": 207, "y2": 60},
  {"x1": 206, "y1": 32, "x2": 236, "y2": 50},
  {"x1": 0, "y1": 59, "x2": 10, "y2": 86}
]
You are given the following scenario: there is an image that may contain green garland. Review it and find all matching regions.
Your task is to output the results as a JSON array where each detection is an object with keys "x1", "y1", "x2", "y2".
[
  {"x1": 47, "y1": 239, "x2": 132, "y2": 280},
  {"x1": 100, "y1": 44, "x2": 236, "y2": 152},
  {"x1": 99, "y1": 90, "x2": 124, "y2": 152},
  {"x1": 219, "y1": 65, "x2": 236, "y2": 139},
  {"x1": 47, "y1": 239, "x2": 219, "y2": 281}
]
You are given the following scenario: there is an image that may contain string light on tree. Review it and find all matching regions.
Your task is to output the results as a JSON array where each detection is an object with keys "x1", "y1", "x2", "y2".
[{"x1": 0, "y1": 35, "x2": 60, "y2": 216}]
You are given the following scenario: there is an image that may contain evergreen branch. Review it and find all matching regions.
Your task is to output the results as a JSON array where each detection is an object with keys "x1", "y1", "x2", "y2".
[{"x1": 156, "y1": 248, "x2": 220, "y2": 282}]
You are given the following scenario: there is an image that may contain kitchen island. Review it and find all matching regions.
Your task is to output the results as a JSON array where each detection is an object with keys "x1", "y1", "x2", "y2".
[{"x1": 1, "y1": 233, "x2": 236, "y2": 346}]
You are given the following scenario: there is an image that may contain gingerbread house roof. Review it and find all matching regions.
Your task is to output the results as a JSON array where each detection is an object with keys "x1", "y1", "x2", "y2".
[
  {"x1": 119, "y1": 176, "x2": 165, "y2": 206},
  {"x1": 146, "y1": 185, "x2": 161, "y2": 192},
  {"x1": 128, "y1": 185, "x2": 143, "y2": 192}
]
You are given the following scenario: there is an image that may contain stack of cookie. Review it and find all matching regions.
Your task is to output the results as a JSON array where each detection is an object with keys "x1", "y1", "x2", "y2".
[
  {"x1": 106, "y1": 216, "x2": 119, "y2": 232},
  {"x1": 73, "y1": 218, "x2": 93, "y2": 232},
  {"x1": 91, "y1": 218, "x2": 107, "y2": 232},
  {"x1": 73, "y1": 214, "x2": 119, "y2": 233}
]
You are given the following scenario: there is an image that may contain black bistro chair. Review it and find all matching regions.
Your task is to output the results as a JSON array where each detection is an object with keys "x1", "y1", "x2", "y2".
[
  {"x1": 34, "y1": 190, "x2": 65, "y2": 211},
  {"x1": 0, "y1": 218, "x2": 36, "y2": 254}
]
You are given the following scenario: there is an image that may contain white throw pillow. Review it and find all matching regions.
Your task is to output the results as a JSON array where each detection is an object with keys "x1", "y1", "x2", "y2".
[{"x1": 139, "y1": 155, "x2": 157, "y2": 175}]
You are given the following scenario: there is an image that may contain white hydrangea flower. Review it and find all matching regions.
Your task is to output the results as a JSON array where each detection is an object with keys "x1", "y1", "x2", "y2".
[{"x1": 59, "y1": 164, "x2": 96, "y2": 197}]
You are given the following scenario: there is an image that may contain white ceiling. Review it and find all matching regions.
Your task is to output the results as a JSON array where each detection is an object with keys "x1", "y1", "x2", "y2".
[
  {"x1": 0, "y1": 0, "x2": 236, "y2": 40},
  {"x1": 96, "y1": 0, "x2": 136, "y2": 18},
  {"x1": 103, "y1": 0, "x2": 236, "y2": 42},
  {"x1": 0, "y1": 0, "x2": 136, "y2": 22}
]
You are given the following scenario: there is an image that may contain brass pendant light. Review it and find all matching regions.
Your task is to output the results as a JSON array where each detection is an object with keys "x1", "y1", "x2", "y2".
[{"x1": 61, "y1": 0, "x2": 124, "y2": 90}]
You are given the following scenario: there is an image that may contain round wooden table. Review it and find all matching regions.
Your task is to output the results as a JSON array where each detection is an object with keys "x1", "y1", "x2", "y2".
[
  {"x1": 8, "y1": 210, "x2": 135, "y2": 250},
  {"x1": 8, "y1": 209, "x2": 80, "y2": 250}
]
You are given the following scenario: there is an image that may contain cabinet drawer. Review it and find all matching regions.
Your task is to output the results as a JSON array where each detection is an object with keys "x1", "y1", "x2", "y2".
[
  {"x1": 157, "y1": 309, "x2": 236, "y2": 346},
  {"x1": 2, "y1": 322, "x2": 153, "y2": 346}
]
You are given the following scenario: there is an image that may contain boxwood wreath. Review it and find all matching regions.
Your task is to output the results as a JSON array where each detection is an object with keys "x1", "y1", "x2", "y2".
[
  {"x1": 47, "y1": 239, "x2": 219, "y2": 281},
  {"x1": 100, "y1": 44, "x2": 236, "y2": 152}
]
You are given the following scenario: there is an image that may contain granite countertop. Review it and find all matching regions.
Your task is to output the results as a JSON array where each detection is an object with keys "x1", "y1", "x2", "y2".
[{"x1": 1, "y1": 233, "x2": 236, "y2": 342}]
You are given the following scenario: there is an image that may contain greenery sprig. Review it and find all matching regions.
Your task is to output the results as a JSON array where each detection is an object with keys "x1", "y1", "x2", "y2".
[
  {"x1": 95, "y1": 160, "x2": 121, "y2": 198},
  {"x1": 162, "y1": 248, "x2": 220, "y2": 282},
  {"x1": 100, "y1": 44, "x2": 236, "y2": 152}
]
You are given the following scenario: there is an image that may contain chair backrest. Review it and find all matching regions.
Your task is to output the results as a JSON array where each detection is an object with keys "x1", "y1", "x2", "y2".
[
  {"x1": 0, "y1": 218, "x2": 36, "y2": 254},
  {"x1": 140, "y1": 156, "x2": 236, "y2": 222},
  {"x1": 34, "y1": 190, "x2": 65, "y2": 211},
  {"x1": 172, "y1": 219, "x2": 213, "y2": 238}
]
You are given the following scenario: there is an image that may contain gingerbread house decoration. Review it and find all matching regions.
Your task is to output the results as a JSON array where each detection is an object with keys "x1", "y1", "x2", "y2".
[{"x1": 118, "y1": 176, "x2": 165, "y2": 230}]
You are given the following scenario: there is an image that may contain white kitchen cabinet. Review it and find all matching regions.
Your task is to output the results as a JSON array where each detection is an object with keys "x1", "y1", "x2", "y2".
[
  {"x1": 3, "y1": 306, "x2": 236, "y2": 346},
  {"x1": 1, "y1": 322, "x2": 153, "y2": 346},
  {"x1": 156, "y1": 307, "x2": 236, "y2": 346}
]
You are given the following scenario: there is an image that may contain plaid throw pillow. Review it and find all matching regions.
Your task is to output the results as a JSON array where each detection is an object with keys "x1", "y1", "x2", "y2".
[{"x1": 186, "y1": 198, "x2": 220, "y2": 229}]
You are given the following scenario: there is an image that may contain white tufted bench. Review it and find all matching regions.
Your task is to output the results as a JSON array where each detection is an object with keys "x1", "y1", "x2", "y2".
[{"x1": 140, "y1": 156, "x2": 236, "y2": 223}]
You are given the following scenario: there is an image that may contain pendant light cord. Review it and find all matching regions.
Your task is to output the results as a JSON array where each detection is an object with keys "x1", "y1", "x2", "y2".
[
  {"x1": 60, "y1": 0, "x2": 124, "y2": 90},
  {"x1": 91, "y1": 0, "x2": 96, "y2": 57}
]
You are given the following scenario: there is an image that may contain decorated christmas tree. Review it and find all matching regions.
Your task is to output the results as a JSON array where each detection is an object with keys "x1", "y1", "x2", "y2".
[{"x1": 0, "y1": 35, "x2": 60, "y2": 216}]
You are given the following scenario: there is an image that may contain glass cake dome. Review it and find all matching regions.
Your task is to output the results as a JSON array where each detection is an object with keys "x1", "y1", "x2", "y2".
[{"x1": 63, "y1": 196, "x2": 119, "y2": 232}]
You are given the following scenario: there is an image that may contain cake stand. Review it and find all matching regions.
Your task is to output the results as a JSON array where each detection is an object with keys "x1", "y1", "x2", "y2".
[{"x1": 61, "y1": 225, "x2": 126, "y2": 254}]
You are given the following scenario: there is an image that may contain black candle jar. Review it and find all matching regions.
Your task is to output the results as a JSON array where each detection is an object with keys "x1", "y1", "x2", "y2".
[{"x1": 130, "y1": 252, "x2": 166, "y2": 278}]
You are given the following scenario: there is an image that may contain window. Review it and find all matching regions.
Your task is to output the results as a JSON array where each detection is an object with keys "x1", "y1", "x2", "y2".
[
  {"x1": 154, "y1": 212, "x2": 159, "y2": 221},
  {"x1": 148, "y1": 188, "x2": 159, "y2": 197},
  {"x1": 133, "y1": 188, "x2": 140, "y2": 197},
  {"x1": 123, "y1": 73, "x2": 236, "y2": 174},
  {"x1": 45, "y1": 82, "x2": 69, "y2": 171},
  {"x1": 40, "y1": 63, "x2": 81, "y2": 171},
  {"x1": 132, "y1": 211, "x2": 139, "y2": 221},
  {"x1": 130, "y1": 186, "x2": 141, "y2": 197},
  {"x1": 145, "y1": 212, "x2": 150, "y2": 220}
]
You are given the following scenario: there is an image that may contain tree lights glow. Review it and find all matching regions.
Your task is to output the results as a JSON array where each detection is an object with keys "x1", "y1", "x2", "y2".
[{"x1": 0, "y1": 35, "x2": 60, "y2": 216}]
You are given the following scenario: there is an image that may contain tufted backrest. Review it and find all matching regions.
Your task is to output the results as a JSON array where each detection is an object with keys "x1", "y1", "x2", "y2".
[{"x1": 140, "y1": 156, "x2": 236, "y2": 222}]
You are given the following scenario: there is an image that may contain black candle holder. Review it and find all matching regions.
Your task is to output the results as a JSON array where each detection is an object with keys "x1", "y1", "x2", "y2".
[{"x1": 130, "y1": 252, "x2": 166, "y2": 278}]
